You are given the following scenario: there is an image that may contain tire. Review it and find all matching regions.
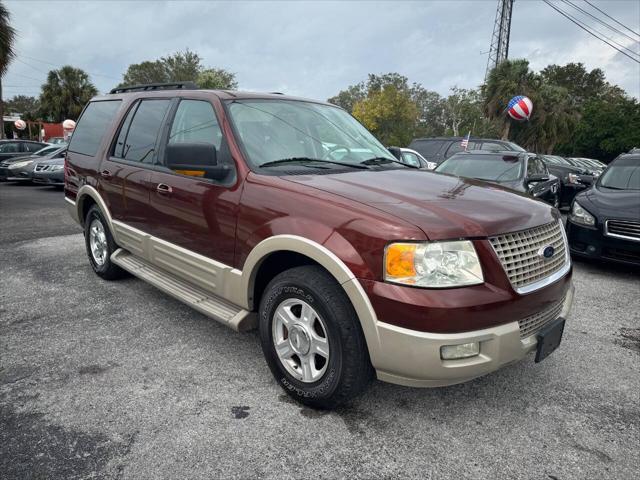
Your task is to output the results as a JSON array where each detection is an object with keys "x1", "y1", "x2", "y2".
[
  {"x1": 84, "y1": 205, "x2": 127, "y2": 280},
  {"x1": 259, "y1": 265, "x2": 373, "y2": 409}
]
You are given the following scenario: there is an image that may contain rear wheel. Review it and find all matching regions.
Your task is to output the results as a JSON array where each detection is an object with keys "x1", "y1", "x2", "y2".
[
  {"x1": 259, "y1": 265, "x2": 373, "y2": 409},
  {"x1": 84, "y1": 205, "x2": 126, "y2": 280}
]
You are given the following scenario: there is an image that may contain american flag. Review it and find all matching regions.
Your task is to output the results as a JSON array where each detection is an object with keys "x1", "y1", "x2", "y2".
[{"x1": 461, "y1": 131, "x2": 471, "y2": 150}]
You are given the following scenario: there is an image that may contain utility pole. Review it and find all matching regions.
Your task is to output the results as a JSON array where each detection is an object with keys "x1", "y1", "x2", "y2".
[{"x1": 485, "y1": 0, "x2": 515, "y2": 82}]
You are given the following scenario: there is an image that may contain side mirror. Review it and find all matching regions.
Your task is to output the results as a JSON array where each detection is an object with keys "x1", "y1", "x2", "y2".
[
  {"x1": 165, "y1": 143, "x2": 230, "y2": 181},
  {"x1": 526, "y1": 173, "x2": 550, "y2": 183}
]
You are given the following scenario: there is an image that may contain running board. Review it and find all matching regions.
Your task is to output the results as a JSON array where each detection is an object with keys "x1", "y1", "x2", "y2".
[{"x1": 111, "y1": 249, "x2": 256, "y2": 332}]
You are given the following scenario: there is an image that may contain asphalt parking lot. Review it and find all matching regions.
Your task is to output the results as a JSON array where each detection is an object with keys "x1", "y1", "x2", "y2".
[{"x1": 1, "y1": 182, "x2": 639, "y2": 480}]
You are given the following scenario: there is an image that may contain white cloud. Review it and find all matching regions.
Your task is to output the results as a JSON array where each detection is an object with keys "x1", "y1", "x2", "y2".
[{"x1": 3, "y1": 0, "x2": 639, "y2": 101}]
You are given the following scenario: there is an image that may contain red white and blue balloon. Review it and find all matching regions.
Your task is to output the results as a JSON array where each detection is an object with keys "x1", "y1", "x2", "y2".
[{"x1": 507, "y1": 95, "x2": 533, "y2": 121}]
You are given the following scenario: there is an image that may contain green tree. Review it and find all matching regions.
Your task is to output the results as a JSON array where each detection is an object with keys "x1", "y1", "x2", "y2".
[
  {"x1": 512, "y1": 84, "x2": 578, "y2": 153},
  {"x1": 197, "y1": 68, "x2": 238, "y2": 89},
  {"x1": 482, "y1": 59, "x2": 539, "y2": 140},
  {"x1": 39, "y1": 66, "x2": 98, "y2": 122},
  {"x1": 352, "y1": 85, "x2": 418, "y2": 146},
  {"x1": 569, "y1": 96, "x2": 640, "y2": 161},
  {"x1": 0, "y1": 1, "x2": 17, "y2": 139},
  {"x1": 119, "y1": 49, "x2": 237, "y2": 89},
  {"x1": 3, "y1": 95, "x2": 40, "y2": 120}
]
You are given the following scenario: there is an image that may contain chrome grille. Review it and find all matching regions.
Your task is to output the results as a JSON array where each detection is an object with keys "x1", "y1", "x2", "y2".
[
  {"x1": 605, "y1": 220, "x2": 640, "y2": 242},
  {"x1": 489, "y1": 221, "x2": 567, "y2": 291},
  {"x1": 34, "y1": 164, "x2": 49, "y2": 172},
  {"x1": 518, "y1": 295, "x2": 565, "y2": 339}
]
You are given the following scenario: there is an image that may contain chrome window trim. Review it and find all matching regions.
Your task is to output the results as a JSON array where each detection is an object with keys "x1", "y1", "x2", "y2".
[{"x1": 604, "y1": 219, "x2": 640, "y2": 243}]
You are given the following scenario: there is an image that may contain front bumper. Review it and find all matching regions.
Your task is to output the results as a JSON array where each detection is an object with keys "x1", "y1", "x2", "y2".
[
  {"x1": 369, "y1": 284, "x2": 574, "y2": 387},
  {"x1": 567, "y1": 219, "x2": 640, "y2": 266},
  {"x1": 33, "y1": 170, "x2": 64, "y2": 186}
]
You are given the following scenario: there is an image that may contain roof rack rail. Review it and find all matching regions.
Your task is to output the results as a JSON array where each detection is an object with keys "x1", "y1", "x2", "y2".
[{"x1": 109, "y1": 82, "x2": 198, "y2": 94}]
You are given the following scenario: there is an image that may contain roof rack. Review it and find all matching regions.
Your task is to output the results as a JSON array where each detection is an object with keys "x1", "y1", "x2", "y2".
[{"x1": 109, "y1": 82, "x2": 198, "y2": 94}]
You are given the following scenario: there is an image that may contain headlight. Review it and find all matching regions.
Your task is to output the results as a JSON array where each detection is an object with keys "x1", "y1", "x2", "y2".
[
  {"x1": 51, "y1": 165, "x2": 64, "y2": 171},
  {"x1": 569, "y1": 201, "x2": 595, "y2": 227},
  {"x1": 384, "y1": 240, "x2": 484, "y2": 288},
  {"x1": 9, "y1": 160, "x2": 31, "y2": 169},
  {"x1": 567, "y1": 173, "x2": 581, "y2": 184}
]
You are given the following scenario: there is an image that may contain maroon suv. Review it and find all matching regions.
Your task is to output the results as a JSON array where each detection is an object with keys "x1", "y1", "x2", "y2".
[{"x1": 65, "y1": 83, "x2": 574, "y2": 408}]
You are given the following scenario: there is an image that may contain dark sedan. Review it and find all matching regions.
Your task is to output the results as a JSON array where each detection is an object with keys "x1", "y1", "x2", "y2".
[
  {"x1": 435, "y1": 151, "x2": 560, "y2": 207},
  {"x1": 567, "y1": 153, "x2": 640, "y2": 266},
  {"x1": 541, "y1": 155, "x2": 597, "y2": 208}
]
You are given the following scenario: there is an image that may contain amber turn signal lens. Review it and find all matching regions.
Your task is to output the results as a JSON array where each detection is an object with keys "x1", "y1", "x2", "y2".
[
  {"x1": 174, "y1": 169, "x2": 206, "y2": 177},
  {"x1": 385, "y1": 243, "x2": 417, "y2": 279}
]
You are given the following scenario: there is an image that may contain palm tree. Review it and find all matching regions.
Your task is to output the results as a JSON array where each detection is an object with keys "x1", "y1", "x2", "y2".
[
  {"x1": 482, "y1": 59, "x2": 538, "y2": 140},
  {"x1": 0, "y1": 1, "x2": 17, "y2": 139},
  {"x1": 39, "y1": 66, "x2": 98, "y2": 122}
]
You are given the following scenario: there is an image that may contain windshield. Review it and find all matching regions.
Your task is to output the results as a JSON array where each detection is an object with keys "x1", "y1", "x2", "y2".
[
  {"x1": 436, "y1": 154, "x2": 523, "y2": 182},
  {"x1": 599, "y1": 156, "x2": 640, "y2": 190},
  {"x1": 543, "y1": 155, "x2": 571, "y2": 166},
  {"x1": 505, "y1": 142, "x2": 526, "y2": 152},
  {"x1": 34, "y1": 145, "x2": 61, "y2": 156},
  {"x1": 226, "y1": 99, "x2": 395, "y2": 168}
]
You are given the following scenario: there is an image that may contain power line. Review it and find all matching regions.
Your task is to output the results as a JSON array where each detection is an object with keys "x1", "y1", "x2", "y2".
[
  {"x1": 543, "y1": 0, "x2": 640, "y2": 64},
  {"x1": 19, "y1": 54, "x2": 120, "y2": 80},
  {"x1": 561, "y1": 0, "x2": 640, "y2": 44},
  {"x1": 584, "y1": 0, "x2": 640, "y2": 38},
  {"x1": 6, "y1": 72, "x2": 43, "y2": 83}
]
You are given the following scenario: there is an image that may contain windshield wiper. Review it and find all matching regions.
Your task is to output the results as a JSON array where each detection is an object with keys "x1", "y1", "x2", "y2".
[
  {"x1": 360, "y1": 157, "x2": 418, "y2": 168},
  {"x1": 260, "y1": 157, "x2": 371, "y2": 170}
]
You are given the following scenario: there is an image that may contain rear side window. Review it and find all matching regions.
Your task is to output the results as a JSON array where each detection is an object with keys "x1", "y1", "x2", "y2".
[
  {"x1": 401, "y1": 151, "x2": 421, "y2": 168},
  {"x1": 113, "y1": 99, "x2": 171, "y2": 163},
  {"x1": 411, "y1": 140, "x2": 445, "y2": 157},
  {"x1": 480, "y1": 141, "x2": 506, "y2": 152},
  {"x1": 446, "y1": 140, "x2": 478, "y2": 158},
  {"x1": 24, "y1": 143, "x2": 47, "y2": 153},
  {"x1": 68, "y1": 100, "x2": 121, "y2": 156}
]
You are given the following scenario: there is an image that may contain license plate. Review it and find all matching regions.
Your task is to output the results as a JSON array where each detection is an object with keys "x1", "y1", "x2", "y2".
[{"x1": 535, "y1": 318, "x2": 566, "y2": 363}]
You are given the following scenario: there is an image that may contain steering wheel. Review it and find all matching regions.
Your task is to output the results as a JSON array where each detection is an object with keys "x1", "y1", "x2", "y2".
[{"x1": 322, "y1": 144, "x2": 352, "y2": 161}]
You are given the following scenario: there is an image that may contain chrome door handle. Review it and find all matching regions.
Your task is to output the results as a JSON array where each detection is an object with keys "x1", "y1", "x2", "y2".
[
  {"x1": 100, "y1": 169, "x2": 112, "y2": 178},
  {"x1": 156, "y1": 183, "x2": 173, "y2": 194}
]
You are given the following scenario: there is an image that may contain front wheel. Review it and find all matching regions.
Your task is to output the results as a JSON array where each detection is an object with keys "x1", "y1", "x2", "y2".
[{"x1": 259, "y1": 266, "x2": 373, "y2": 409}]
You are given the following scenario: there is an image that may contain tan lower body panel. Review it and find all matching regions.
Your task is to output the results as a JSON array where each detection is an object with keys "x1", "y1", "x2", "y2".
[{"x1": 111, "y1": 249, "x2": 256, "y2": 332}]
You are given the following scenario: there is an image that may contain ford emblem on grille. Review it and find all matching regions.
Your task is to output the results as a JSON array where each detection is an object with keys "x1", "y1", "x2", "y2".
[{"x1": 538, "y1": 245, "x2": 555, "y2": 260}]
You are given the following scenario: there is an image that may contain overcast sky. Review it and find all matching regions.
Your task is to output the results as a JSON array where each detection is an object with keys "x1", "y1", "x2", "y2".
[{"x1": 4, "y1": 0, "x2": 639, "y2": 102}]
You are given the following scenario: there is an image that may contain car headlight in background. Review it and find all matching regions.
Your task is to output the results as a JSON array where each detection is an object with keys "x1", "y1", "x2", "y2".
[
  {"x1": 50, "y1": 165, "x2": 64, "y2": 171},
  {"x1": 9, "y1": 160, "x2": 32, "y2": 169},
  {"x1": 385, "y1": 240, "x2": 484, "y2": 288},
  {"x1": 569, "y1": 201, "x2": 595, "y2": 227}
]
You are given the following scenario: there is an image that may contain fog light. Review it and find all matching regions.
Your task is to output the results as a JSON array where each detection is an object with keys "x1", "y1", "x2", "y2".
[{"x1": 440, "y1": 342, "x2": 480, "y2": 360}]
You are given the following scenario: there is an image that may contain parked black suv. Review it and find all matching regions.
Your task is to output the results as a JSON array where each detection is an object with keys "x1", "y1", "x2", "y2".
[
  {"x1": 541, "y1": 155, "x2": 596, "y2": 208},
  {"x1": 408, "y1": 136, "x2": 525, "y2": 166}
]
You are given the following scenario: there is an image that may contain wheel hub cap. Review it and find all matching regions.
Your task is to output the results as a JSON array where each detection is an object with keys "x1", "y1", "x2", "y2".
[
  {"x1": 288, "y1": 325, "x2": 310, "y2": 355},
  {"x1": 89, "y1": 219, "x2": 108, "y2": 266},
  {"x1": 272, "y1": 298, "x2": 330, "y2": 383}
]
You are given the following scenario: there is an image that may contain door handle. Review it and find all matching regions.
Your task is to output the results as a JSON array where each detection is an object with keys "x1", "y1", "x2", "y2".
[
  {"x1": 156, "y1": 183, "x2": 173, "y2": 194},
  {"x1": 100, "y1": 169, "x2": 112, "y2": 178}
]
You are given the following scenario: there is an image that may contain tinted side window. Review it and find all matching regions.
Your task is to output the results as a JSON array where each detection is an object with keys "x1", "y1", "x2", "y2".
[
  {"x1": 169, "y1": 100, "x2": 222, "y2": 149},
  {"x1": 527, "y1": 157, "x2": 547, "y2": 175},
  {"x1": 24, "y1": 143, "x2": 47, "y2": 153},
  {"x1": 410, "y1": 140, "x2": 445, "y2": 157},
  {"x1": 116, "y1": 99, "x2": 171, "y2": 163},
  {"x1": 480, "y1": 141, "x2": 505, "y2": 152},
  {"x1": 401, "y1": 151, "x2": 421, "y2": 168},
  {"x1": 446, "y1": 140, "x2": 478, "y2": 158},
  {"x1": 0, "y1": 142, "x2": 20, "y2": 153},
  {"x1": 68, "y1": 100, "x2": 121, "y2": 156}
]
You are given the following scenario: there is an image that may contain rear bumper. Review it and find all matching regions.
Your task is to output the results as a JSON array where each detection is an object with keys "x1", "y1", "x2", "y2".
[
  {"x1": 371, "y1": 283, "x2": 574, "y2": 387},
  {"x1": 567, "y1": 219, "x2": 640, "y2": 265}
]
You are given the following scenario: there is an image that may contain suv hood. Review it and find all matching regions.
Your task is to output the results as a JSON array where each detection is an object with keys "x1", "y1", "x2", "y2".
[{"x1": 285, "y1": 170, "x2": 556, "y2": 240}]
